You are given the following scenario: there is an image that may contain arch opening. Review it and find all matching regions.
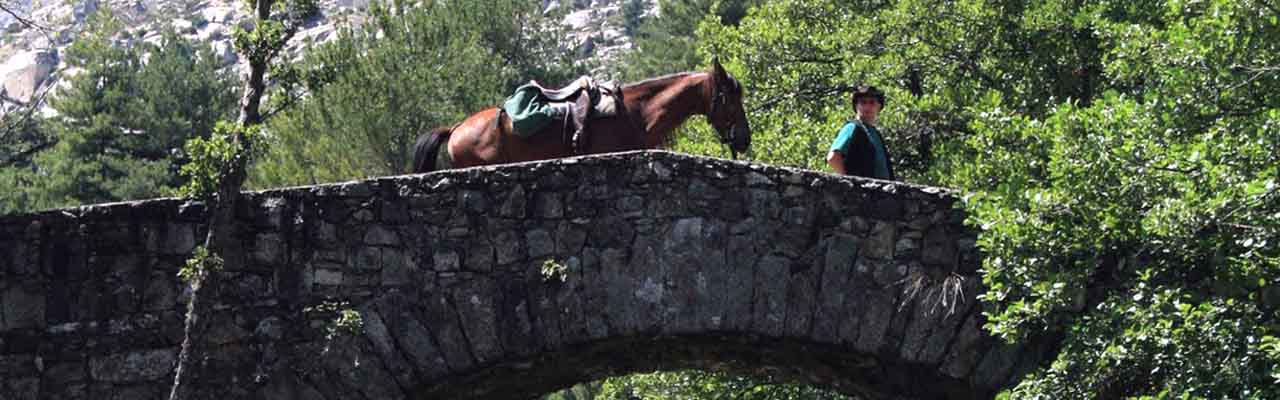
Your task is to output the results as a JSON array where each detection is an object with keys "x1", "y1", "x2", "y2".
[{"x1": 412, "y1": 334, "x2": 992, "y2": 400}]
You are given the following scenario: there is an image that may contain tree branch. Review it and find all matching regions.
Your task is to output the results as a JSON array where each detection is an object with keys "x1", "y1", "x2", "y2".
[
  {"x1": 751, "y1": 83, "x2": 857, "y2": 113},
  {"x1": 1262, "y1": 0, "x2": 1280, "y2": 20},
  {"x1": 0, "y1": 139, "x2": 53, "y2": 167},
  {"x1": 0, "y1": 1, "x2": 46, "y2": 30},
  {"x1": 1, "y1": 72, "x2": 56, "y2": 147}
]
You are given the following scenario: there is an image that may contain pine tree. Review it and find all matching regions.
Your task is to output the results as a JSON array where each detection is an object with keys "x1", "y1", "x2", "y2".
[
  {"x1": 249, "y1": 0, "x2": 584, "y2": 187},
  {"x1": 0, "y1": 12, "x2": 237, "y2": 214}
]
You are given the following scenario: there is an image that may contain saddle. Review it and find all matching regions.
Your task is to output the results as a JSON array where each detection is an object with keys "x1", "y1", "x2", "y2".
[{"x1": 501, "y1": 76, "x2": 622, "y2": 154}]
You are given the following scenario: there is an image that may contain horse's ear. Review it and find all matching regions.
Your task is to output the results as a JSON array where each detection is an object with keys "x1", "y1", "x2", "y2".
[{"x1": 712, "y1": 57, "x2": 726, "y2": 77}]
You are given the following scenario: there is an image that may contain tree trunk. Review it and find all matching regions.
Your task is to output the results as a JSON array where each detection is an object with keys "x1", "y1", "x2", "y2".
[{"x1": 168, "y1": 1, "x2": 273, "y2": 398}]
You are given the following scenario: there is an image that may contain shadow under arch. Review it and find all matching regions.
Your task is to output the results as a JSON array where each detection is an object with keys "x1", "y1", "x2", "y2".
[{"x1": 414, "y1": 333, "x2": 991, "y2": 400}]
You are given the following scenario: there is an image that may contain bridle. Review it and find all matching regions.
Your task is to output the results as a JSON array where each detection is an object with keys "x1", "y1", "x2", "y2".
[{"x1": 708, "y1": 75, "x2": 742, "y2": 160}]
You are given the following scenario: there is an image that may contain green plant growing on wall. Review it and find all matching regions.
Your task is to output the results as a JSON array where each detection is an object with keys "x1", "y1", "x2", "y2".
[
  {"x1": 542, "y1": 258, "x2": 570, "y2": 283},
  {"x1": 177, "y1": 245, "x2": 224, "y2": 286},
  {"x1": 330, "y1": 308, "x2": 364, "y2": 338}
]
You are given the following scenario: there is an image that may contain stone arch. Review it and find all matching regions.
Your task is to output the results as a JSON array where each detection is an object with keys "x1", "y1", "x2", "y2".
[{"x1": 0, "y1": 151, "x2": 1048, "y2": 400}]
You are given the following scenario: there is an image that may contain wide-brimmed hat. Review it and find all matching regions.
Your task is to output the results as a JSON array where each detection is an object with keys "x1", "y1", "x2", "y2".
[{"x1": 851, "y1": 85, "x2": 886, "y2": 108}]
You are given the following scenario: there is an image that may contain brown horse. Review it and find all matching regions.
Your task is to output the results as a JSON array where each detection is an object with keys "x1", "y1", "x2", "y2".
[{"x1": 411, "y1": 61, "x2": 750, "y2": 173}]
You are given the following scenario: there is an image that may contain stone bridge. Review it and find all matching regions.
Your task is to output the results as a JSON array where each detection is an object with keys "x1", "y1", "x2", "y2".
[{"x1": 0, "y1": 151, "x2": 1051, "y2": 399}]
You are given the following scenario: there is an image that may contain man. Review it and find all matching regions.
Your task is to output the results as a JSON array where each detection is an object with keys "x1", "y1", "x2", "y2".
[{"x1": 826, "y1": 85, "x2": 896, "y2": 180}]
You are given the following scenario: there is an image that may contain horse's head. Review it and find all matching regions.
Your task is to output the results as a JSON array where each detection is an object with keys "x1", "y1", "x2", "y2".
[{"x1": 707, "y1": 59, "x2": 751, "y2": 158}]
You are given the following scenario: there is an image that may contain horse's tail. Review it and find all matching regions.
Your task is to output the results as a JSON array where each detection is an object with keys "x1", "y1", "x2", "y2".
[{"x1": 411, "y1": 126, "x2": 452, "y2": 174}]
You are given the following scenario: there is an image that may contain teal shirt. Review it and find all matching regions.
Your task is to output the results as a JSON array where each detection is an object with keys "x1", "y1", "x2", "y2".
[{"x1": 829, "y1": 121, "x2": 892, "y2": 179}]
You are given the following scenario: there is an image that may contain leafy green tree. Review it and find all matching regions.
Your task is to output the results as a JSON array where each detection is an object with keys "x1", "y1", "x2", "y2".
[
  {"x1": 933, "y1": 0, "x2": 1280, "y2": 396},
  {"x1": 249, "y1": 0, "x2": 583, "y2": 187},
  {"x1": 0, "y1": 12, "x2": 237, "y2": 214},
  {"x1": 599, "y1": 370, "x2": 854, "y2": 400},
  {"x1": 680, "y1": 0, "x2": 1279, "y2": 397},
  {"x1": 613, "y1": 0, "x2": 761, "y2": 82},
  {"x1": 168, "y1": 0, "x2": 318, "y2": 396},
  {"x1": 622, "y1": 0, "x2": 649, "y2": 36}
]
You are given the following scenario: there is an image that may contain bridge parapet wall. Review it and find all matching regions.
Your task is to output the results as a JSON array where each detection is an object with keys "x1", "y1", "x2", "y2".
[{"x1": 0, "y1": 151, "x2": 1041, "y2": 399}]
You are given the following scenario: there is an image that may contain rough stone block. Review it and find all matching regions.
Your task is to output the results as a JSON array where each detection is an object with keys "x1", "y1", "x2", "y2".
[
  {"x1": 316, "y1": 336, "x2": 404, "y2": 399},
  {"x1": 165, "y1": 224, "x2": 197, "y2": 255},
  {"x1": 865, "y1": 221, "x2": 897, "y2": 260},
  {"x1": 381, "y1": 248, "x2": 414, "y2": 286},
  {"x1": 89, "y1": 349, "x2": 176, "y2": 383},
  {"x1": 494, "y1": 231, "x2": 525, "y2": 266},
  {"x1": 363, "y1": 226, "x2": 400, "y2": 247},
  {"x1": 251, "y1": 233, "x2": 285, "y2": 265},
  {"x1": 315, "y1": 268, "x2": 343, "y2": 286},
  {"x1": 526, "y1": 229, "x2": 554, "y2": 259},
  {"x1": 496, "y1": 280, "x2": 538, "y2": 358},
  {"x1": 434, "y1": 251, "x2": 460, "y2": 272},
  {"x1": 353, "y1": 246, "x2": 381, "y2": 270},
  {"x1": 971, "y1": 342, "x2": 1021, "y2": 389},
  {"x1": 587, "y1": 216, "x2": 634, "y2": 248},
  {"x1": 420, "y1": 292, "x2": 477, "y2": 371},
  {"x1": 459, "y1": 190, "x2": 488, "y2": 213},
  {"x1": 547, "y1": 255, "x2": 588, "y2": 345},
  {"x1": 751, "y1": 255, "x2": 789, "y2": 337},
  {"x1": 783, "y1": 256, "x2": 821, "y2": 339},
  {"x1": 207, "y1": 313, "x2": 251, "y2": 345},
  {"x1": 108, "y1": 254, "x2": 141, "y2": 279},
  {"x1": 496, "y1": 185, "x2": 527, "y2": 218},
  {"x1": 5, "y1": 377, "x2": 38, "y2": 400},
  {"x1": 374, "y1": 295, "x2": 449, "y2": 380},
  {"x1": 554, "y1": 222, "x2": 588, "y2": 255},
  {"x1": 854, "y1": 288, "x2": 895, "y2": 353},
  {"x1": 2, "y1": 284, "x2": 46, "y2": 330},
  {"x1": 44, "y1": 361, "x2": 88, "y2": 386},
  {"x1": 747, "y1": 189, "x2": 781, "y2": 219},
  {"x1": 0, "y1": 355, "x2": 35, "y2": 375},
  {"x1": 939, "y1": 312, "x2": 988, "y2": 379},
  {"x1": 316, "y1": 222, "x2": 339, "y2": 243},
  {"x1": 922, "y1": 227, "x2": 957, "y2": 267},
  {"x1": 254, "y1": 316, "x2": 285, "y2": 340},
  {"x1": 720, "y1": 234, "x2": 757, "y2": 331},
  {"x1": 745, "y1": 171, "x2": 773, "y2": 187},
  {"x1": 460, "y1": 241, "x2": 493, "y2": 272},
  {"x1": 581, "y1": 249, "x2": 612, "y2": 340},
  {"x1": 528, "y1": 266, "x2": 566, "y2": 350},
  {"x1": 381, "y1": 199, "x2": 409, "y2": 224},
  {"x1": 813, "y1": 236, "x2": 857, "y2": 342},
  {"x1": 358, "y1": 306, "x2": 416, "y2": 389},
  {"x1": 534, "y1": 192, "x2": 563, "y2": 219},
  {"x1": 253, "y1": 370, "x2": 326, "y2": 400},
  {"x1": 899, "y1": 283, "x2": 947, "y2": 363}
]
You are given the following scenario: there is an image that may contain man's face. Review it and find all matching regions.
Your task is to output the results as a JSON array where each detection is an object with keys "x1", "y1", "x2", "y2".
[{"x1": 856, "y1": 97, "x2": 882, "y2": 120}]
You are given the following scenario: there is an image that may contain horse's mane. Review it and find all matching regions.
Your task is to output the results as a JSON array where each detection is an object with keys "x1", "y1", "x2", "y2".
[{"x1": 622, "y1": 71, "x2": 704, "y2": 90}]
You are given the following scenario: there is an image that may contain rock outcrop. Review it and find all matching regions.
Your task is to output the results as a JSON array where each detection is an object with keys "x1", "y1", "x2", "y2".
[{"x1": 0, "y1": 0, "x2": 655, "y2": 114}]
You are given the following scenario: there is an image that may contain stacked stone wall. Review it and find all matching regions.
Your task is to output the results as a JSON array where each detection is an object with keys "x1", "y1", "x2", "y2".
[{"x1": 0, "y1": 151, "x2": 1048, "y2": 399}]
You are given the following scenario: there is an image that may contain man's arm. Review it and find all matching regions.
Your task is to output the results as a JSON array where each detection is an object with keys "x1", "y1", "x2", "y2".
[{"x1": 827, "y1": 151, "x2": 846, "y2": 175}]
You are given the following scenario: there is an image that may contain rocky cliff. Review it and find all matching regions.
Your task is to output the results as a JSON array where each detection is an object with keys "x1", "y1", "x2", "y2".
[{"x1": 0, "y1": 0, "x2": 654, "y2": 115}]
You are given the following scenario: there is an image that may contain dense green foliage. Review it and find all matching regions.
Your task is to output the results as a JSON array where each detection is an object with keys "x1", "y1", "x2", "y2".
[
  {"x1": 248, "y1": 0, "x2": 583, "y2": 187},
  {"x1": 0, "y1": 12, "x2": 237, "y2": 213},
  {"x1": 613, "y1": 0, "x2": 761, "y2": 81},
  {"x1": 672, "y1": 0, "x2": 1280, "y2": 397},
  {"x1": 597, "y1": 371, "x2": 853, "y2": 400}
]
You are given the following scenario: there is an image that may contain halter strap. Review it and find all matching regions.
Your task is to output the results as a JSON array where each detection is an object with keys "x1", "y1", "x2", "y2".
[{"x1": 707, "y1": 73, "x2": 739, "y2": 159}]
